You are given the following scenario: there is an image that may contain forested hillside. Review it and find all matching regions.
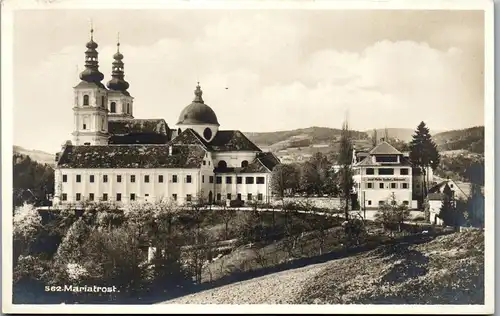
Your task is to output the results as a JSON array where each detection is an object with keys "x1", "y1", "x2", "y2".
[{"x1": 13, "y1": 153, "x2": 54, "y2": 207}]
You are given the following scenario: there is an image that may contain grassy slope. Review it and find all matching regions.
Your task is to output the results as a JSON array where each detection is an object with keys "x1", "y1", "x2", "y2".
[{"x1": 163, "y1": 230, "x2": 484, "y2": 304}]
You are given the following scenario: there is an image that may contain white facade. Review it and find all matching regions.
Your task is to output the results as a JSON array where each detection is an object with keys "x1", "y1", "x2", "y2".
[
  {"x1": 353, "y1": 166, "x2": 415, "y2": 209},
  {"x1": 429, "y1": 200, "x2": 444, "y2": 225},
  {"x1": 107, "y1": 90, "x2": 134, "y2": 120},
  {"x1": 72, "y1": 86, "x2": 109, "y2": 145}
]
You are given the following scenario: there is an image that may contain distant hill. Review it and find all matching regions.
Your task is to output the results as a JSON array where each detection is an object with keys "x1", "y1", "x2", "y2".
[
  {"x1": 432, "y1": 126, "x2": 484, "y2": 154},
  {"x1": 364, "y1": 128, "x2": 416, "y2": 143},
  {"x1": 13, "y1": 146, "x2": 55, "y2": 167}
]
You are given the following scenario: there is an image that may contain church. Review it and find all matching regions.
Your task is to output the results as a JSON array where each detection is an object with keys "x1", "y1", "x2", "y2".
[{"x1": 52, "y1": 28, "x2": 280, "y2": 207}]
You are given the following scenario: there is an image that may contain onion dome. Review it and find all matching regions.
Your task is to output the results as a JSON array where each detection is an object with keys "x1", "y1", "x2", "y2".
[
  {"x1": 79, "y1": 27, "x2": 104, "y2": 83},
  {"x1": 177, "y1": 83, "x2": 219, "y2": 126},
  {"x1": 107, "y1": 36, "x2": 130, "y2": 92}
]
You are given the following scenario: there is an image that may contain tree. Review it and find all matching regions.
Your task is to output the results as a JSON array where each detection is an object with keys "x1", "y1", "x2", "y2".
[
  {"x1": 13, "y1": 203, "x2": 42, "y2": 266},
  {"x1": 218, "y1": 205, "x2": 236, "y2": 240},
  {"x1": 374, "y1": 193, "x2": 411, "y2": 235},
  {"x1": 13, "y1": 154, "x2": 54, "y2": 207},
  {"x1": 270, "y1": 163, "x2": 300, "y2": 197},
  {"x1": 337, "y1": 119, "x2": 355, "y2": 221},
  {"x1": 409, "y1": 121, "x2": 441, "y2": 202},
  {"x1": 299, "y1": 161, "x2": 321, "y2": 195},
  {"x1": 438, "y1": 184, "x2": 456, "y2": 228},
  {"x1": 372, "y1": 129, "x2": 378, "y2": 148}
]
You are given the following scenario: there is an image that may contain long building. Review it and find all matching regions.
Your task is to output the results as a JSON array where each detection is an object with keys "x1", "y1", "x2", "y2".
[{"x1": 52, "y1": 28, "x2": 279, "y2": 207}]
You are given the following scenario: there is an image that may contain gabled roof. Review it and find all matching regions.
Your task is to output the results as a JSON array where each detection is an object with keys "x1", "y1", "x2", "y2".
[
  {"x1": 369, "y1": 141, "x2": 402, "y2": 155},
  {"x1": 56, "y1": 144, "x2": 205, "y2": 169},
  {"x1": 171, "y1": 129, "x2": 262, "y2": 153},
  {"x1": 256, "y1": 152, "x2": 280, "y2": 171},
  {"x1": 209, "y1": 130, "x2": 262, "y2": 152},
  {"x1": 214, "y1": 152, "x2": 280, "y2": 174},
  {"x1": 108, "y1": 119, "x2": 169, "y2": 136}
]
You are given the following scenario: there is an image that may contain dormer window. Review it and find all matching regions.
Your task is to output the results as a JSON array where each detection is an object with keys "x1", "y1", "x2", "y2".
[
  {"x1": 241, "y1": 160, "x2": 249, "y2": 168},
  {"x1": 83, "y1": 95, "x2": 89, "y2": 106}
]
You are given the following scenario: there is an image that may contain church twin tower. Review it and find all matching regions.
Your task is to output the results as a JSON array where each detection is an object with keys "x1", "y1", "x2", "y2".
[{"x1": 72, "y1": 27, "x2": 134, "y2": 146}]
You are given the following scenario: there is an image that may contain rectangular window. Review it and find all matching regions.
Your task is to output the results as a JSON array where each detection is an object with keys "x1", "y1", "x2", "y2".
[
  {"x1": 226, "y1": 176, "x2": 232, "y2": 184},
  {"x1": 102, "y1": 193, "x2": 108, "y2": 201},
  {"x1": 61, "y1": 193, "x2": 67, "y2": 201},
  {"x1": 245, "y1": 177, "x2": 254, "y2": 184},
  {"x1": 203, "y1": 161, "x2": 206, "y2": 165},
  {"x1": 159, "y1": 175, "x2": 164, "y2": 183},
  {"x1": 90, "y1": 175, "x2": 95, "y2": 183},
  {"x1": 247, "y1": 193, "x2": 252, "y2": 201},
  {"x1": 366, "y1": 168, "x2": 375, "y2": 175},
  {"x1": 379, "y1": 183, "x2": 384, "y2": 189},
  {"x1": 144, "y1": 175, "x2": 150, "y2": 183},
  {"x1": 217, "y1": 193, "x2": 221, "y2": 201},
  {"x1": 186, "y1": 194, "x2": 192, "y2": 202},
  {"x1": 76, "y1": 193, "x2": 81, "y2": 201},
  {"x1": 378, "y1": 168, "x2": 394, "y2": 175},
  {"x1": 186, "y1": 175, "x2": 192, "y2": 183},
  {"x1": 89, "y1": 193, "x2": 94, "y2": 201},
  {"x1": 76, "y1": 175, "x2": 81, "y2": 183},
  {"x1": 367, "y1": 200, "x2": 372, "y2": 206},
  {"x1": 131, "y1": 175, "x2": 136, "y2": 183},
  {"x1": 172, "y1": 194, "x2": 177, "y2": 201},
  {"x1": 130, "y1": 193, "x2": 136, "y2": 201},
  {"x1": 237, "y1": 193, "x2": 242, "y2": 201},
  {"x1": 216, "y1": 176, "x2": 222, "y2": 184},
  {"x1": 117, "y1": 175, "x2": 122, "y2": 183},
  {"x1": 258, "y1": 193, "x2": 263, "y2": 201},
  {"x1": 83, "y1": 124, "x2": 87, "y2": 130},
  {"x1": 116, "y1": 193, "x2": 122, "y2": 201},
  {"x1": 237, "y1": 177, "x2": 243, "y2": 184},
  {"x1": 366, "y1": 183, "x2": 373, "y2": 189},
  {"x1": 390, "y1": 183, "x2": 397, "y2": 189},
  {"x1": 400, "y1": 168, "x2": 409, "y2": 175},
  {"x1": 227, "y1": 193, "x2": 232, "y2": 200},
  {"x1": 202, "y1": 175, "x2": 205, "y2": 183},
  {"x1": 256, "y1": 177, "x2": 265, "y2": 184},
  {"x1": 172, "y1": 175, "x2": 178, "y2": 183},
  {"x1": 62, "y1": 174, "x2": 68, "y2": 182},
  {"x1": 103, "y1": 175, "x2": 108, "y2": 183},
  {"x1": 402, "y1": 183, "x2": 409, "y2": 189},
  {"x1": 378, "y1": 200, "x2": 384, "y2": 206},
  {"x1": 209, "y1": 176, "x2": 214, "y2": 183},
  {"x1": 375, "y1": 156, "x2": 398, "y2": 163}
]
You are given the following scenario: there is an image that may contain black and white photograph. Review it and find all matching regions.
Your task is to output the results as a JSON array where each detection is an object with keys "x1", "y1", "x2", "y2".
[{"x1": 2, "y1": 0, "x2": 494, "y2": 314}]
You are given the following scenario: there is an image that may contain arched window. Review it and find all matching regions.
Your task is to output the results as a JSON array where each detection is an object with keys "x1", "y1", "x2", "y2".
[
  {"x1": 177, "y1": 128, "x2": 181, "y2": 134},
  {"x1": 241, "y1": 160, "x2": 249, "y2": 168},
  {"x1": 127, "y1": 103, "x2": 130, "y2": 114},
  {"x1": 217, "y1": 160, "x2": 227, "y2": 169},
  {"x1": 83, "y1": 95, "x2": 89, "y2": 106},
  {"x1": 110, "y1": 102, "x2": 116, "y2": 113},
  {"x1": 101, "y1": 96, "x2": 105, "y2": 108}
]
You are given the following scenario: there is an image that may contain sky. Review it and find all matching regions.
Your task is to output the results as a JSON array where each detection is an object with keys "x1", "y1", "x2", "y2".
[{"x1": 12, "y1": 9, "x2": 485, "y2": 153}]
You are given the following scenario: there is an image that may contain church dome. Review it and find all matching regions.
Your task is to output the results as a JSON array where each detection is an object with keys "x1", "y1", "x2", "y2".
[{"x1": 177, "y1": 84, "x2": 219, "y2": 126}]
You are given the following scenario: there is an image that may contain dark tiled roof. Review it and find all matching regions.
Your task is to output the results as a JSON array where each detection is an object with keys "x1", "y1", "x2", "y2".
[
  {"x1": 108, "y1": 119, "x2": 169, "y2": 136},
  {"x1": 171, "y1": 129, "x2": 262, "y2": 153},
  {"x1": 108, "y1": 134, "x2": 169, "y2": 145},
  {"x1": 57, "y1": 144, "x2": 205, "y2": 169},
  {"x1": 214, "y1": 152, "x2": 279, "y2": 174},
  {"x1": 428, "y1": 181, "x2": 448, "y2": 194},
  {"x1": 369, "y1": 141, "x2": 402, "y2": 155},
  {"x1": 427, "y1": 193, "x2": 445, "y2": 201},
  {"x1": 73, "y1": 80, "x2": 106, "y2": 90},
  {"x1": 209, "y1": 130, "x2": 261, "y2": 152}
]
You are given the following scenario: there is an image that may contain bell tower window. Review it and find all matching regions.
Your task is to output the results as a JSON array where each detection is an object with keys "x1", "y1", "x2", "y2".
[
  {"x1": 110, "y1": 102, "x2": 116, "y2": 113},
  {"x1": 83, "y1": 94, "x2": 89, "y2": 106},
  {"x1": 127, "y1": 103, "x2": 130, "y2": 114},
  {"x1": 101, "y1": 96, "x2": 105, "y2": 108}
]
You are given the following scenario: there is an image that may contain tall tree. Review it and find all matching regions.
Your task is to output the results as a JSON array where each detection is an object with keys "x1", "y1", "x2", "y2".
[
  {"x1": 384, "y1": 127, "x2": 389, "y2": 141},
  {"x1": 299, "y1": 161, "x2": 320, "y2": 195},
  {"x1": 438, "y1": 184, "x2": 456, "y2": 228},
  {"x1": 337, "y1": 120, "x2": 355, "y2": 220},
  {"x1": 409, "y1": 121, "x2": 441, "y2": 202},
  {"x1": 372, "y1": 129, "x2": 378, "y2": 148}
]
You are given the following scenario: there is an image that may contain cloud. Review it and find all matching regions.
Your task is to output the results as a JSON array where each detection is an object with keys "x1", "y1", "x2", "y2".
[{"x1": 13, "y1": 11, "x2": 484, "y2": 152}]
